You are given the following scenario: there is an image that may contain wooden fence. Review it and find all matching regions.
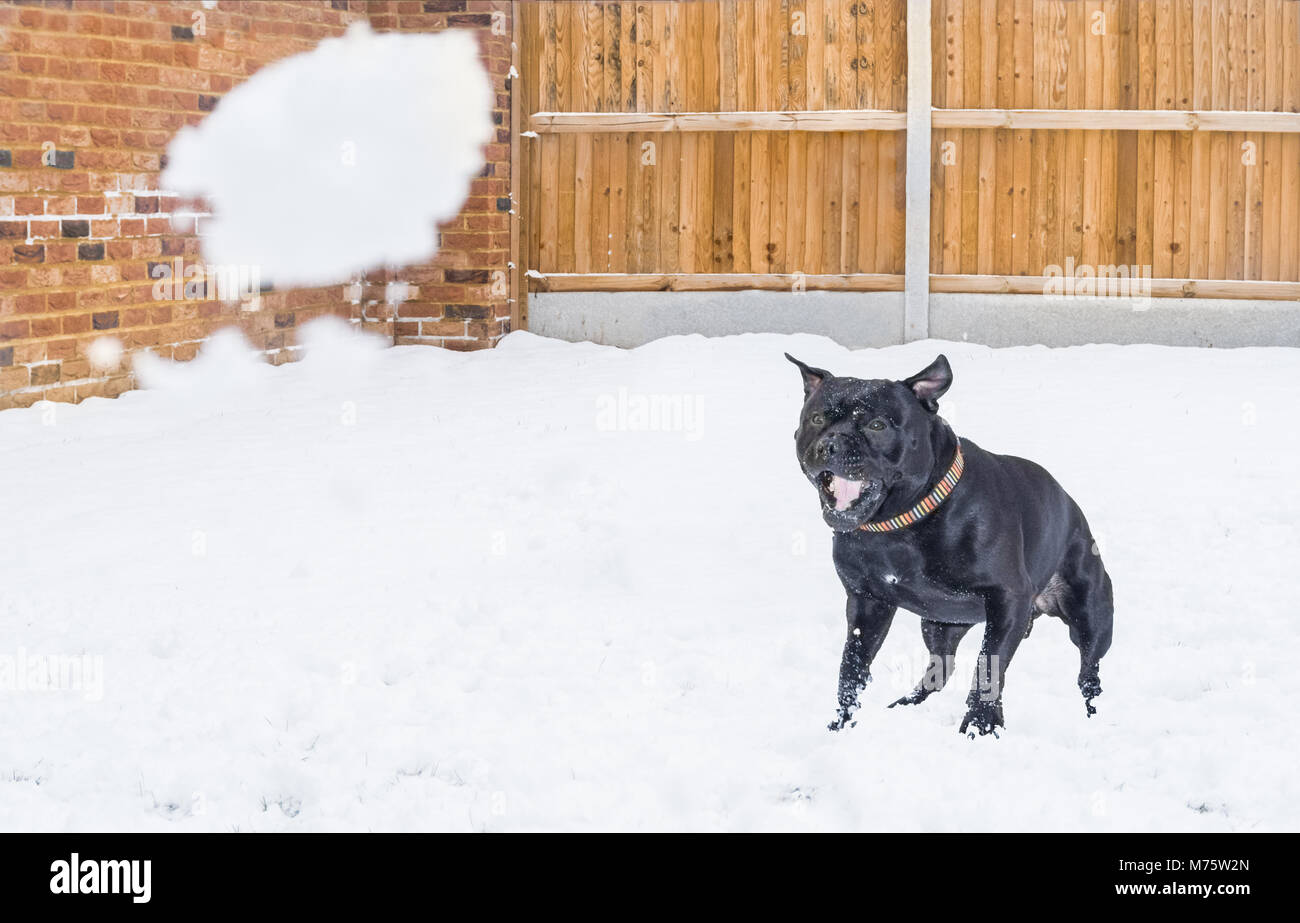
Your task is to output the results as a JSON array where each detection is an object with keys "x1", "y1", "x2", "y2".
[{"x1": 514, "y1": 0, "x2": 1300, "y2": 325}]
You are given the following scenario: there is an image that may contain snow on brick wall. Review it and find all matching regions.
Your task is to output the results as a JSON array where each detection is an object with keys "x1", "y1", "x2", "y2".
[{"x1": 0, "y1": 0, "x2": 514, "y2": 410}]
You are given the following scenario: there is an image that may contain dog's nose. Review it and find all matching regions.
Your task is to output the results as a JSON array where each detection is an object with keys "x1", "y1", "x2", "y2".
[{"x1": 814, "y1": 436, "x2": 836, "y2": 461}]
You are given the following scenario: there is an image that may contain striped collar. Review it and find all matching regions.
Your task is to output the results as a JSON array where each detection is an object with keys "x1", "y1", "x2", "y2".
[{"x1": 859, "y1": 441, "x2": 965, "y2": 533}]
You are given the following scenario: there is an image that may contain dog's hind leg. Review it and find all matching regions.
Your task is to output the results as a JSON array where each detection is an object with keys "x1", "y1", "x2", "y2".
[
  {"x1": 1055, "y1": 535, "x2": 1115, "y2": 716},
  {"x1": 889, "y1": 620, "x2": 973, "y2": 708}
]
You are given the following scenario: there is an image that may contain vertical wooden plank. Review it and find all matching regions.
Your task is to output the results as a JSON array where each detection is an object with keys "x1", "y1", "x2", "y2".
[
  {"x1": 1011, "y1": 0, "x2": 1033, "y2": 274},
  {"x1": 695, "y1": 132, "x2": 715, "y2": 272},
  {"x1": 712, "y1": 133, "x2": 734, "y2": 272},
  {"x1": 635, "y1": 1, "x2": 653, "y2": 112},
  {"x1": 607, "y1": 132, "x2": 628, "y2": 273},
  {"x1": 879, "y1": 0, "x2": 900, "y2": 112},
  {"x1": 677, "y1": 132, "x2": 697, "y2": 272},
  {"x1": 1263, "y1": 0, "x2": 1280, "y2": 112},
  {"x1": 785, "y1": 0, "x2": 808, "y2": 270},
  {"x1": 661, "y1": 132, "x2": 680, "y2": 273},
  {"x1": 821, "y1": 0, "x2": 839, "y2": 110},
  {"x1": 1136, "y1": 0, "x2": 1157, "y2": 274},
  {"x1": 1172, "y1": 133, "x2": 1192, "y2": 278},
  {"x1": 975, "y1": 0, "x2": 998, "y2": 274},
  {"x1": 1188, "y1": 0, "x2": 1211, "y2": 278},
  {"x1": 805, "y1": 130, "x2": 827, "y2": 270},
  {"x1": 776, "y1": 0, "x2": 792, "y2": 110},
  {"x1": 993, "y1": 0, "x2": 1015, "y2": 274},
  {"x1": 860, "y1": 127, "x2": 879, "y2": 273},
  {"x1": 701, "y1": 0, "x2": 720, "y2": 110},
  {"x1": 930, "y1": 0, "x2": 944, "y2": 110},
  {"x1": 1039, "y1": 2, "x2": 1065, "y2": 273},
  {"x1": 839, "y1": 0, "x2": 858, "y2": 115},
  {"x1": 770, "y1": 132, "x2": 789, "y2": 272},
  {"x1": 653, "y1": 0, "x2": 670, "y2": 110},
  {"x1": 624, "y1": 131, "x2": 641, "y2": 271},
  {"x1": 1115, "y1": 0, "x2": 1139, "y2": 270},
  {"x1": 842, "y1": 131, "x2": 860, "y2": 273},
  {"x1": 622, "y1": 0, "x2": 638, "y2": 110},
  {"x1": 1153, "y1": 129, "x2": 1173, "y2": 279},
  {"x1": 769, "y1": 1, "x2": 789, "y2": 270},
  {"x1": 879, "y1": 131, "x2": 902, "y2": 273},
  {"x1": 733, "y1": 132, "x2": 750, "y2": 274},
  {"x1": 941, "y1": 0, "x2": 963, "y2": 275},
  {"x1": 1206, "y1": 0, "x2": 1229, "y2": 279},
  {"x1": 787, "y1": 131, "x2": 807, "y2": 270},
  {"x1": 667, "y1": 0, "x2": 684, "y2": 110},
  {"x1": 572, "y1": 5, "x2": 594, "y2": 275},
  {"x1": 556, "y1": 3, "x2": 576, "y2": 271},
  {"x1": 1244, "y1": 0, "x2": 1265, "y2": 280},
  {"x1": 1153, "y1": 1, "x2": 1175, "y2": 278},
  {"x1": 1098, "y1": 0, "x2": 1120, "y2": 272},
  {"x1": 960, "y1": 0, "x2": 980, "y2": 275},
  {"x1": 539, "y1": 5, "x2": 560, "y2": 272},
  {"x1": 736, "y1": 0, "x2": 754, "y2": 111},
  {"x1": 1262, "y1": 130, "x2": 1280, "y2": 279},
  {"x1": 1172, "y1": 0, "x2": 1193, "y2": 277},
  {"x1": 721, "y1": 0, "x2": 739, "y2": 111},
  {"x1": 859, "y1": 0, "x2": 878, "y2": 110},
  {"x1": 790, "y1": 0, "x2": 808, "y2": 111},
  {"x1": 822, "y1": 132, "x2": 842, "y2": 273},
  {"x1": 750, "y1": 132, "x2": 770, "y2": 270},
  {"x1": 755, "y1": 0, "x2": 773, "y2": 110}
]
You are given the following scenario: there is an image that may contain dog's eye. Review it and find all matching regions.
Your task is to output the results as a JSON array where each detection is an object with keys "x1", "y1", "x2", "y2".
[
  {"x1": 866, "y1": 418, "x2": 887, "y2": 432},
  {"x1": 810, "y1": 413, "x2": 825, "y2": 426}
]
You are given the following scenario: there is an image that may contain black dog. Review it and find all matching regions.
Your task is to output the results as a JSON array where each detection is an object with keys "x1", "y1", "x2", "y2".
[{"x1": 787, "y1": 353, "x2": 1113, "y2": 736}]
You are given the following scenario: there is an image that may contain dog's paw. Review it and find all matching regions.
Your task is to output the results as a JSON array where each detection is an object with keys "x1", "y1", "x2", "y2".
[
  {"x1": 1080, "y1": 677, "x2": 1102, "y2": 718},
  {"x1": 827, "y1": 707, "x2": 859, "y2": 732},
  {"x1": 959, "y1": 701, "x2": 1004, "y2": 738}
]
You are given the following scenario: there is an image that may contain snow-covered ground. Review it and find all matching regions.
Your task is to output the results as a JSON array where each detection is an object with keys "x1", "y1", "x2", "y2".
[{"x1": 2, "y1": 325, "x2": 1297, "y2": 831}]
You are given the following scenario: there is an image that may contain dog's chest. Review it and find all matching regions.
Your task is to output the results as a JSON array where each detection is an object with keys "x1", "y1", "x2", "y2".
[{"x1": 833, "y1": 538, "x2": 986, "y2": 624}]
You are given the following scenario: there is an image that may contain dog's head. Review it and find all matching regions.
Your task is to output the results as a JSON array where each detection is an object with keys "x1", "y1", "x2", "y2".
[{"x1": 787, "y1": 353, "x2": 953, "y2": 532}]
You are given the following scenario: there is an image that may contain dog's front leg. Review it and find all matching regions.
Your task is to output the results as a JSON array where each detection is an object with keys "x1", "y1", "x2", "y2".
[
  {"x1": 829, "y1": 594, "x2": 896, "y2": 731},
  {"x1": 959, "y1": 588, "x2": 1033, "y2": 737}
]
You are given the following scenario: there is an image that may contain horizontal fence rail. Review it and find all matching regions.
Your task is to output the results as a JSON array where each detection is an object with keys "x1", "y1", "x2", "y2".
[{"x1": 529, "y1": 272, "x2": 906, "y2": 292}]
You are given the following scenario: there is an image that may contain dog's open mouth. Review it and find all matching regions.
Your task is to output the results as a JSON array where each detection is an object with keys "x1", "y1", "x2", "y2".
[{"x1": 816, "y1": 471, "x2": 881, "y2": 513}]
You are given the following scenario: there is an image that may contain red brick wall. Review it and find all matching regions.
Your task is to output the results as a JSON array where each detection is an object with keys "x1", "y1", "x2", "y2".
[{"x1": 0, "y1": 0, "x2": 514, "y2": 410}]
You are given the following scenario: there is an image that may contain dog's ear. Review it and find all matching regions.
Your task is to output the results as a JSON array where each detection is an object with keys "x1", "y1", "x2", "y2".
[
  {"x1": 785, "y1": 353, "x2": 832, "y2": 400},
  {"x1": 902, "y1": 354, "x2": 952, "y2": 413}
]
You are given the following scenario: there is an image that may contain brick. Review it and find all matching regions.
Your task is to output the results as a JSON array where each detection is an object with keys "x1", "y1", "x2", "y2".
[
  {"x1": 444, "y1": 304, "x2": 489, "y2": 320},
  {"x1": 29, "y1": 362, "x2": 60, "y2": 386},
  {"x1": 0, "y1": 346, "x2": 11, "y2": 366},
  {"x1": 77, "y1": 242, "x2": 104, "y2": 260},
  {"x1": 92, "y1": 311, "x2": 119, "y2": 330},
  {"x1": 13, "y1": 244, "x2": 44, "y2": 263},
  {"x1": 61, "y1": 219, "x2": 89, "y2": 238},
  {"x1": 443, "y1": 268, "x2": 490, "y2": 284}
]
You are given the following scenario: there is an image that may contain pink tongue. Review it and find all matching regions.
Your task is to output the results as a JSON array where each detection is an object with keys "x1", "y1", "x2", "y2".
[{"x1": 830, "y1": 476, "x2": 864, "y2": 511}]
